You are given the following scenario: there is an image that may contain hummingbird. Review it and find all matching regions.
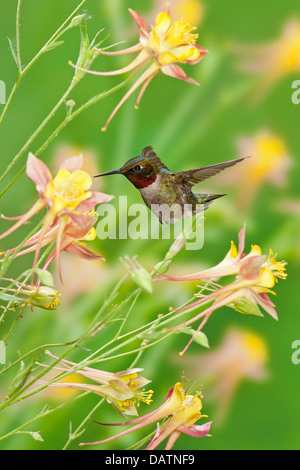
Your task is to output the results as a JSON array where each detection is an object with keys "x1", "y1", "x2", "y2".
[{"x1": 94, "y1": 146, "x2": 246, "y2": 224}]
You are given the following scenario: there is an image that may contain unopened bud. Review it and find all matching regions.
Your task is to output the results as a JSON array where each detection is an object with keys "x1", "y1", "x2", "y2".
[
  {"x1": 29, "y1": 287, "x2": 61, "y2": 310},
  {"x1": 69, "y1": 14, "x2": 87, "y2": 28},
  {"x1": 122, "y1": 256, "x2": 153, "y2": 294}
]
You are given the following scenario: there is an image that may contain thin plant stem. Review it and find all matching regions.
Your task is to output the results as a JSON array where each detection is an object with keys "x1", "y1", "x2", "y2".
[
  {"x1": 0, "y1": 391, "x2": 90, "y2": 443},
  {"x1": 0, "y1": 82, "x2": 76, "y2": 187},
  {"x1": 16, "y1": 0, "x2": 22, "y2": 72},
  {"x1": 0, "y1": 0, "x2": 88, "y2": 126},
  {"x1": 62, "y1": 397, "x2": 105, "y2": 450},
  {"x1": 0, "y1": 74, "x2": 136, "y2": 200}
]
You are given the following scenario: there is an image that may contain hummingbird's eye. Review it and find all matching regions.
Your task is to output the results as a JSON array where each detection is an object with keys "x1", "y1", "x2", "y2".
[{"x1": 134, "y1": 165, "x2": 141, "y2": 171}]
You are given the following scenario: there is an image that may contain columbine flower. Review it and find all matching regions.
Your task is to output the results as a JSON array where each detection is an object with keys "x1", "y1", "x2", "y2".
[
  {"x1": 80, "y1": 381, "x2": 211, "y2": 450},
  {"x1": 2, "y1": 215, "x2": 103, "y2": 285},
  {"x1": 179, "y1": 327, "x2": 268, "y2": 425},
  {"x1": 0, "y1": 153, "x2": 112, "y2": 283},
  {"x1": 69, "y1": 7, "x2": 207, "y2": 131},
  {"x1": 157, "y1": 225, "x2": 287, "y2": 354},
  {"x1": 37, "y1": 350, "x2": 153, "y2": 417},
  {"x1": 234, "y1": 19, "x2": 300, "y2": 100},
  {"x1": 0, "y1": 279, "x2": 60, "y2": 311},
  {"x1": 216, "y1": 130, "x2": 292, "y2": 209}
]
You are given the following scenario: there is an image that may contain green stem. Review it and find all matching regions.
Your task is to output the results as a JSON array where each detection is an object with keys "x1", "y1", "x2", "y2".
[
  {"x1": 16, "y1": 0, "x2": 22, "y2": 72},
  {"x1": 0, "y1": 0, "x2": 88, "y2": 127},
  {"x1": 0, "y1": 391, "x2": 90, "y2": 443},
  {"x1": 0, "y1": 275, "x2": 129, "y2": 411},
  {"x1": 62, "y1": 397, "x2": 105, "y2": 450},
  {"x1": 0, "y1": 81, "x2": 76, "y2": 187},
  {"x1": 0, "y1": 74, "x2": 135, "y2": 200}
]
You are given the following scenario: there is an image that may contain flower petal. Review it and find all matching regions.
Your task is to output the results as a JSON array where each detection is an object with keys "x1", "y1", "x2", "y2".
[
  {"x1": 178, "y1": 421, "x2": 212, "y2": 437},
  {"x1": 155, "y1": 11, "x2": 171, "y2": 37},
  {"x1": 75, "y1": 191, "x2": 113, "y2": 212},
  {"x1": 129, "y1": 9, "x2": 149, "y2": 46},
  {"x1": 60, "y1": 155, "x2": 83, "y2": 172},
  {"x1": 255, "y1": 292, "x2": 278, "y2": 320},
  {"x1": 26, "y1": 153, "x2": 52, "y2": 194},
  {"x1": 238, "y1": 224, "x2": 246, "y2": 255},
  {"x1": 185, "y1": 44, "x2": 208, "y2": 64},
  {"x1": 65, "y1": 243, "x2": 104, "y2": 261},
  {"x1": 161, "y1": 63, "x2": 200, "y2": 85},
  {"x1": 0, "y1": 199, "x2": 46, "y2": 241},
  {"x1": 240, "y1": 255, "x2": 266, "y2": 279}
]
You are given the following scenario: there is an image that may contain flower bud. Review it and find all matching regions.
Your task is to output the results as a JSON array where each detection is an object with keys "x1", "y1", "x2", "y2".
[
  {"x1": 122, "y1": 256, "x2": 153, "y2": 294},
  {"x1": 28, "y1": 287, "x2": 61, "y2": 310}
]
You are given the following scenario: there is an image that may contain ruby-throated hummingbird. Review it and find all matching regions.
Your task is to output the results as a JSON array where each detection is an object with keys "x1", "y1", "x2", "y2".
[{"x1": 94, "y1": 146, "x2": 245, "y2": 224}]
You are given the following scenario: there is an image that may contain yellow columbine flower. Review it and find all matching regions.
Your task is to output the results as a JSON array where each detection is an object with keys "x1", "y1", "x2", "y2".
[
  {"x1": 37, "y1": 351, "x2": 153, "y2": 417},
  {"x1": 44, "y1": 168, "x2": 93, "y2": 215},
  {"x1": 0, "y1": 153, "x2": 112, "y2": 284},
  {"x1": 214, "y1": 131, "x2": 291, "y2": 209},
  {"x1": 158, "y1": 225, "x2": 287, "y2": 354},
  {"x1": 146, "y1": 11, "x2": 200, "y2": 66},
  {"x1": 80, "y1": 382, "x2": 212, "y2": 450},
  {"x1": 264, "y1": 249, "x2": 288, "y2": 282},
  {"x1": 69, "y1": 7, "x2": 207, "y2": 130},
  {"x1": 235, "y1": 19, "x2": 300, "y2": 99}
]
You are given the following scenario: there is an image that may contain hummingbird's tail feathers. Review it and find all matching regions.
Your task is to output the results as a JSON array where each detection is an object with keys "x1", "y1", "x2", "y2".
[
  {"x1": 179, "y1": 156, "x2": 247, "y2": 187},
  {"x1": 196, "y1": 193, "x2": 226, "y2": 209}
]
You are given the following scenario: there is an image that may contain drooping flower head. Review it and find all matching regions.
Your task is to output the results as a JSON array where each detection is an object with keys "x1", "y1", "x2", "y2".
[
  {"x1": 37, "y1": 350, "x2": 153, "y2": 417},
  {"x1": 69, "y1": 6, "x2": 207, "y2": 130},
  {"x1": 0, "y1": 153, "x2": 112, "y2": 284},
  {"x1": 80, "y1": 381, "x2": 211, "y2": 450},
  {"x1": 156, "y1": 225, "x2": 287, "y2": 354}
]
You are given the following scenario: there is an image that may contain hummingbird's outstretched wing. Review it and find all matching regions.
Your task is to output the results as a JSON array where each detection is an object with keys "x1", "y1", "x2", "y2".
[
  {"x1": 176, "y1": 157, "x2": 247, "y2": 187},
  {"x1": 141, "y1": 146, "x2": 170, "y2": 171}
]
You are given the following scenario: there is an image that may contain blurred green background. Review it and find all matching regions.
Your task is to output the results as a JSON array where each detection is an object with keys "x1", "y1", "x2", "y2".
[{"x1": 0, "y1": 0, "x2": 300, "y2": 450}]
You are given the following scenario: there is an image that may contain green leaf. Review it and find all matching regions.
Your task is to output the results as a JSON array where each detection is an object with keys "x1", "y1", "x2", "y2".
[
  {"x1": 177, "y1": 327, "x2": 210, "y2": 348},
  {"x1": 0, "y1": 251, "x2": 11, "y2": 277},
  {"x1": 45, "y1": 40, "x2": 65, "y2": 51},
  {"x1": 21, "y1": 268, "x2": 54, "y2": 286},
  {"x1": 6, "y1": 354, "x2": 38, "y2": 399},
  {"x1": 0, "y1": 293, "x2": 21, "y2": 303},
  {"x1": 35, "y1": 268, "x2": 54, "y2": 287},
  {"x1": 228, "y1": 298, "x2": 264, "y2": 317},
  {"x1": 7, "y1": 37, "x2": 20, "y2": 69},
  {"x1": 30, "y1": 432, "x2": 44, "y2": 442}
]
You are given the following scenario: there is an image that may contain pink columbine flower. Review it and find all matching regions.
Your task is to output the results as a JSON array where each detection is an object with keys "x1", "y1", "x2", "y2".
[
  {"x1": 157, "y1": 225, "x2": 287, "y2": 355},
  {"x1": 0, "y1": 153, "x2": 112, "y2": 283},
  {"x1": 234, "y1": 19, "x2": 300, "y2": 100},
  {"x1": 69, "y1": 7, "x2": 207, "y2": 131},
  {"x1": 80, "y1": 382, "x2": 211, "y2": 450},
  {"x1": 37, "y1": 350, "x2": 153, "y2": 417}
]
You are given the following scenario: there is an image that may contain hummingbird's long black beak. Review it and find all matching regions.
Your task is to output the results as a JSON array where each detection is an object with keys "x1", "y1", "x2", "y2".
[{"x1": 93, "y1": 169, "x2": 121, "y2": 178}]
